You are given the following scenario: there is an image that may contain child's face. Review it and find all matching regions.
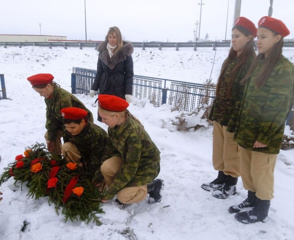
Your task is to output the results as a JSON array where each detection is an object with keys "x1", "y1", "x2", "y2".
[
  {"x1": 257, "y1": 27, "x2": 281, "y2": 57},
  {"x1": 99, "y1": 110, "x2": 119, "y2": 128},
  {"x1": 33, "y1": 84, "x2": 54, "y2": 98},
  {"x1": 65, "y1": 120, "x2": 85, "y2": 135}
]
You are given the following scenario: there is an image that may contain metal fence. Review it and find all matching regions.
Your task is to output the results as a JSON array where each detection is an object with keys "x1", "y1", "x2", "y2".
[
  {"x1": 71, "y1": 67, "x2": 216, "y2": 112},
  {"x1": 0, "y1": 74, "x2": 7, "y2": 99}
]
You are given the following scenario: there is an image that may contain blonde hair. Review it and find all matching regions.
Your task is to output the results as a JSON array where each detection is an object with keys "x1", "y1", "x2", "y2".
[
  {"x1": 99, "y1": 108, "x2": 143, "y2": 126},
  {"x1": 105, "y1": 26, "x2": 123, "y2": 55}
]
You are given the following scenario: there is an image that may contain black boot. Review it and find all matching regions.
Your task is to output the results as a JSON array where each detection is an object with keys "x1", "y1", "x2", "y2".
[
  {"x1": 235, "y1": 198, "x2": 270, "y2": 224},
  {"x1": 212, "y1": 175, "x2": 237, "y2": 199},
  {"x1": 228, "y1": 191, "x2": 256, "y2": 214},
  {"x1": 147, "y1": 179, "x2": 164, "y2": 203},
  {"x1": 201, "y1": 171, "x2": 228, "y2": 192}
]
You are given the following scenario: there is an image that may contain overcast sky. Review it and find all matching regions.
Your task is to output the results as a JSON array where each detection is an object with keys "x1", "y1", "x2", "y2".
[{"x1": 1, "y1": 0, "x2": 293, "y2": 42}]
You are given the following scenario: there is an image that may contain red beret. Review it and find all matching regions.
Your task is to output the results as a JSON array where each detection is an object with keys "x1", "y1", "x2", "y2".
[
  {"x1": 60, "y1": 107, "x2": 88, "y2": 120},
  {"x1": 27, "y1": 73, "x2": 54, "y2": 86},
  {"x1": 98, "y1": 94, "x2": 129, "y2": 112},
  {"x1": 234, "y1": 17, "x2": 257, "y2": 37},
  {"x1": 258, "y1": 16, "x2": 290, "y2": 37}
]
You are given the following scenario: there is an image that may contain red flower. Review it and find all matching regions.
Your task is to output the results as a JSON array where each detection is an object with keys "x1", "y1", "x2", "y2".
[
  {"x1": 16, "y1": 161, "x2": 24, "y2": 168},
  {"x1": 31, "y1": 158, "x2": 41, "y2": 166},
  {"x1": 15, "y1": 155, "x2": 24, "y2": 161},
  {"x1": 10, "y1": 168, "x2": 14, "y2": 176},
  {"x1": 50, "y1": 160, "x2": 57, "y2": 166},
  {"x1": 47, "y1": 177, "x2": 58, "y2": 188}
]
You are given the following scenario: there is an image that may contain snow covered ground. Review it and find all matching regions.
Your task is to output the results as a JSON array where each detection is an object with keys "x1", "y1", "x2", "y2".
[{"x1": 0, "y1": 46, "x2": 294, "y2": 240}]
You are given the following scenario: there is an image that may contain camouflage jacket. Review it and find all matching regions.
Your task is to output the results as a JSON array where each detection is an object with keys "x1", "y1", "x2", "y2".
[
  {"x1": 63, "y1": 122, "x2": 116, "y2": 178},
  {"x1": 233, "y1": 55, "x2": 294, "y2": 154},
  {"x1": 209, "y1": 56, "x2": 253, "y2": 126},
  {"x1": 103, "y1": 115, "x2": 161, "y2": 200},
  {"x1": 45, "y1": 85, "x2": 93, "y2": 141}
]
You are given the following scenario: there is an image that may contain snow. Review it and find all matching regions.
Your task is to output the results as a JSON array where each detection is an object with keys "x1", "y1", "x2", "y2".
[{"x1": 0, "y1": 46, "x2": 294, "y2": 240}]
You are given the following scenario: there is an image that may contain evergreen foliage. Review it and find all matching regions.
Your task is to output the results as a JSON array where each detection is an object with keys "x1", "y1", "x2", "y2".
[{"x1": 0, "y1": 143, "x2": 104, "y2": 225}]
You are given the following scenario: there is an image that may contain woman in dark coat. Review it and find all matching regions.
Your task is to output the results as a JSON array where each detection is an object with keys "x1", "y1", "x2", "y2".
[{"x1": 90, "y1": 26, "x2": 134, "y2": 103}]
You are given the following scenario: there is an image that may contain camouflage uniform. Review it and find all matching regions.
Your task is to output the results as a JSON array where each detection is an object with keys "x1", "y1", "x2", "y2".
[
  {"x1": 102, "y1": 115, "x2": 161, "y2": 200},
  {"x1": 209, "y1": 56, "x2": 253, "y2": 126},
  {"x1": 233, "y1": 56, "x2": 294, "y2": 154},
  {"x1": 63, "y1": 122, "x2": 116, "y2": 178},
  {"x1": 45, "y1": 85, "x2": 93, "y2": 141}
]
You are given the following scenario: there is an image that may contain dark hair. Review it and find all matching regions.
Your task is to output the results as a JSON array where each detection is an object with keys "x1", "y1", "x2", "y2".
[
  {"x1": 242, "y1": 28, "x2": 283, "y2": 87},
  {"x1": 63, "y1": 117, "x2": 88, "y2": 124},
  {"x1": 32, "y1": 82, "x2": 57, "y2": 89},
  {"x1": 216, "y1": 25, "x2": 256, "y2": 98}
]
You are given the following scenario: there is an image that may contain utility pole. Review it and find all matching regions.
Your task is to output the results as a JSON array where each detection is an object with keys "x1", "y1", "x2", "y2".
[
  {"x1": 268, "y1": 0, "x2": 273, "y2": 16},
  {"x1": 225, "y1": 0, "x2": 230, "y2": 41},
  {"x1": 195, "y1": 21, "x2": 198, "y2": 42},
  {"x1": 198, "y1": 0, "x2": 204, "y2": 41},
  {"x1": 233, "y1": 0, "x2": 242, "y2": 22},
  {"x1": 39, "y1": 23, "x2": 42, "y2": 35},
  {"x1": 84, "y1": 0, "x2": 88, "y2": 42}
]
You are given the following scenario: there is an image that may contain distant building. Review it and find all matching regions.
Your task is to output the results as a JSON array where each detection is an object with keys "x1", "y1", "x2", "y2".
[{"x1": 0, "y1": 34, "x2": 67, "y2": 42}]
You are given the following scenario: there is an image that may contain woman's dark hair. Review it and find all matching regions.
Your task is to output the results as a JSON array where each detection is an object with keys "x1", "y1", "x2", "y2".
[
  {"x1": 216, "y1": 25, "x2": 256, "y2": 98},
  {"x1": 242, "y1": 27, "x2": 283, "y2": 87}
]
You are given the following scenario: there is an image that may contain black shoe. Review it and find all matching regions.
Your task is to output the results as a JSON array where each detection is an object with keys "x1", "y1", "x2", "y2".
[
  {"x1": 212, "y1": 175, "x2": 238, "y2": 199},
  {"x1": 115, "y1": 199, "x2": 128, "y2": 210},
  {"x1": 235, "y1": 198, "x2": 270, "y2": 224},
  {"x1": 147, "y1": 179, "x2": 164, "y2": 203},
  {"x1": 201, "y1": 171, "x2": 228, "y2": 192},
  {"x1": 228, "y1": 191, "x2": 256, "y2": 214}
]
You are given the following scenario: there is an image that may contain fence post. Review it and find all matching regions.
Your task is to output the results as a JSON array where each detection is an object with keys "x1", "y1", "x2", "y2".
[
  {"x1": 71, "y1": 73, "x2": 76, "y2": 94},
  {"x1": 176, "y1": 43, "x2": 179, "y2": 51},
  {"x1": 0, "y1": 74, "x2": 7, "y2": 99},
  {"x1": 142, "y1": 42, "x2": 145, "y2": 50},
  {"x1": 194, "y1": 43, "x2": 197, "y2": 51},
  {"x1": 161, "y1": 79, "x2": 167, "y2": 104}
]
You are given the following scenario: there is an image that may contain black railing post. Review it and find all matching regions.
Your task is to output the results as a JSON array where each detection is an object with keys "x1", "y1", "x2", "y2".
[{"x1": 71, "y1": 73, "x2": 77, "y2": 94}]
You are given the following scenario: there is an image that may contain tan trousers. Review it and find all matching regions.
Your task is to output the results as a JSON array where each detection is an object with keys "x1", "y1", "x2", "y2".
[
  {"x1": 44, "y1": 130, "x2": 63, "y2": 155},
  {"x1": 212, "y1": 121, "x2": 240, "y2": 177},
  {"x1": 101, "y1": 157, "x2": 148, "y2": 204},
  {"x1": 240, "y1": 147, "x2": 277, "y2": 200},
  {"x1": 61, "y1": 142, "x2": 81, "y2": 163}
]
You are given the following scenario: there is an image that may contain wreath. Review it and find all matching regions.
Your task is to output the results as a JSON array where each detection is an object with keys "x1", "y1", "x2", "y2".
[{"x1": 0, "y1": 143, "x2": 103, "y2": 225}]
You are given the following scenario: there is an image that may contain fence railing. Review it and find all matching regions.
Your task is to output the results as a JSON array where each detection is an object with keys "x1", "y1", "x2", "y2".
[
  {"x1": 0, "y1": 74, "x2": 7, "y2": 99},
  {"x1": 71, "y1": 68, "x2": 216, "y2": 112},
  {"x1": 2, "y1": 41, "x2": 294, "y2": 50}
]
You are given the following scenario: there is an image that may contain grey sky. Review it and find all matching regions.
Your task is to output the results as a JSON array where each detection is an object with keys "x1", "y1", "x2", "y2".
[{"x1": 1, "y1": 0, "x2": 293, "y2": 42}]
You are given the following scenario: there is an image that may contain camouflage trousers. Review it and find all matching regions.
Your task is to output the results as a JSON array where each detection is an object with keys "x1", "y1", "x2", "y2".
[
  {"x1": 212, "y1": 121, "x2": 241, "y2": 178},
  {"x1": 44, "y1": 130, "x2": 63, "y2": 155},
  {"x1": 101, "y1": 157, "x2": 148, "y2": 204},
  {"x1": 240, "y1": 147, "x2": 277, "y2": 200}
]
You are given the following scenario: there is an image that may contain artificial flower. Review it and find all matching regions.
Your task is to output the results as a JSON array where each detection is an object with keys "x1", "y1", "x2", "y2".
[
  {"x1": 31, "y1": 162, "x2": 42, "y2": 173},
  {"x1": 9, "y1": 168, "x2": 14, "y2": 176},
  {"x1": 66, "y1": 162, "x2": 77, "y2": 170},
  {"x1": 16, "y1": 161, "x2": 24, "y2": 168},
  {"x1": 15, "y1": 155, "x2": 24, "y2": 161},
  {"x1": 72, "y1": 186, "x2": 84, "y2": 197},
  {"x1": 50, "y1": 160, "x2": 57, "y2": 166},
  {"x1": 47, "y1": 177, "x2": 58, "y2": 188},
  {"x1": 31, "y1": 158, "x2": 41, "y2": 166},
  {"x1": 24, "y1": 149, "x2": 32, "y2": 157}
]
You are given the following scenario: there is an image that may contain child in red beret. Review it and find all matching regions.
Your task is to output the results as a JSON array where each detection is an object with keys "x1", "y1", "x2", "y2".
[
  {"x1": 229, "y1": 17, "x2": 294, "y2": 224},
  {"x1": 95, "y1": 94, "x2": 163, "y2": 208},
  {"x1": 202, "y1": 17, "x2": 257, "y2": 200},
  {"x1": 60, "y1": 107, "x2": 116, "y2": 178},
  {"x1": 27, "y1": 73, "x2": 93, "y2": 156}
]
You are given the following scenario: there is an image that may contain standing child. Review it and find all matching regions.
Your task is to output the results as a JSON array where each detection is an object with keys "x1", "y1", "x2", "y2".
[
  {"x1": 201, "y1": 17, "x2": 257, "y2": 199},
  {"x1": 27, "y1": 73, "x2": 93, "y2": 155},
  {"x1": 96, "y1": 94, "x2": 163, "y2": 208},
  {"x1": 229, "y1": 16, "x2": 294, "y2": 224}
]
